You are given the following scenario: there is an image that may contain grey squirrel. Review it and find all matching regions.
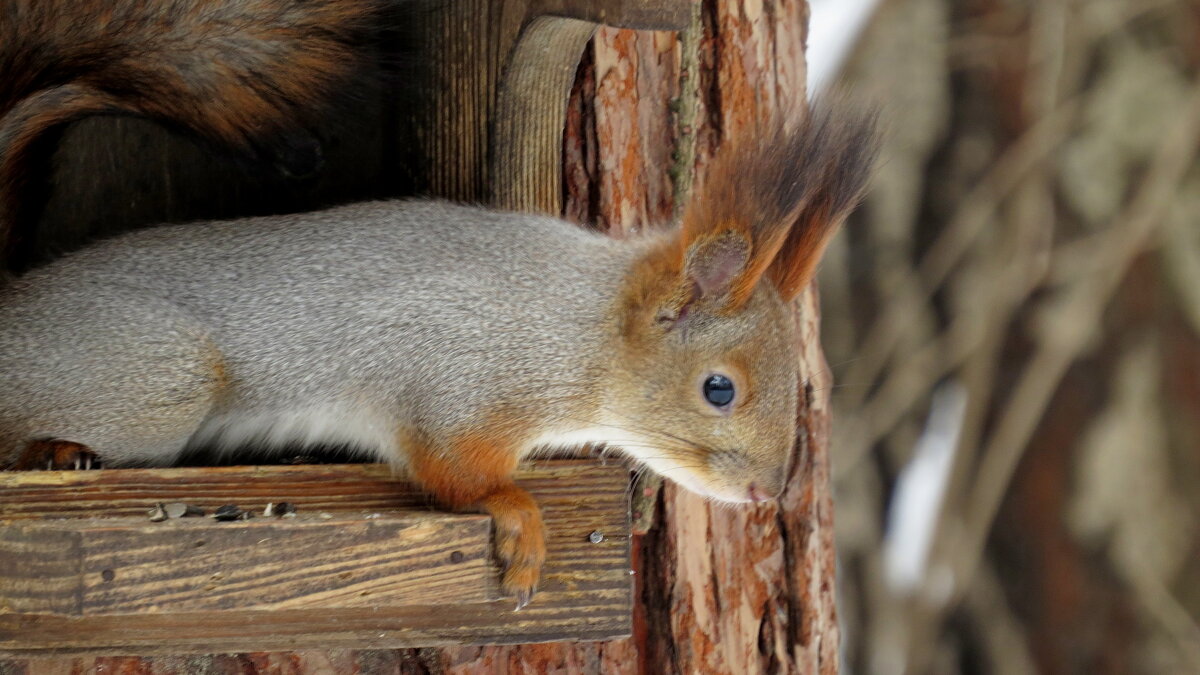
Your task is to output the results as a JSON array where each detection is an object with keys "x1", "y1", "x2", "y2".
[{"x1": 0, "y1": 0, "x2": 879, "y2": 609}]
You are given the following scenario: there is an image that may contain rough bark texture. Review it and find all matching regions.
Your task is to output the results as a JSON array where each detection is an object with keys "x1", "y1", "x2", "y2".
[{"x1": 3, "y1": 1, "x2": 839, "y2": 672}]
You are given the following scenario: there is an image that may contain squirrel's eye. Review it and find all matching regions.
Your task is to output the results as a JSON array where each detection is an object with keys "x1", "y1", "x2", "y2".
[{"x1": 703, "y1": 374, "x2": 735, "y2": 408}]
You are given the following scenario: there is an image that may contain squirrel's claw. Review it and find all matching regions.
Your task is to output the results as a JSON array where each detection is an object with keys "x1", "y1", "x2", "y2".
[
  {"x1": 13, "y1": 439, "x2": 101, "y2": 471},
  {"x1": 514, "y1": 589, "x2": 533, "y2": 612}
]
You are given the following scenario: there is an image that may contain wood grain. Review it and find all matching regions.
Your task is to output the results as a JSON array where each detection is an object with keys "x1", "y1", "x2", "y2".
[
  {"x1": 0, "y1": 460, "x2": 632, "y2": 656},
  {"x1": 2, "y1": 513, "x2": 495, "y2": 616},
  {"x1": 403, "y1": 0, "x2": 687, "y2": 211},
  {"x1": 491, "y1": 16, "x2": 598, "y2": 214},
  {"x1": 533, "y1": 0, "x2": 688, "y2": 30}
]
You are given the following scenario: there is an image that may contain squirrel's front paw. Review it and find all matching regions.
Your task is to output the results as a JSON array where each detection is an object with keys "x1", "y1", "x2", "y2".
[{"x1": 480, "y1": 485, "x2": 546, "y2": 610}]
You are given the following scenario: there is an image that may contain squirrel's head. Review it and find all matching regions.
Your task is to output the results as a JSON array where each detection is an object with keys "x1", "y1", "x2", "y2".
[{"x1": 606, "y1": 102, "x2": 879, "y2": 503}]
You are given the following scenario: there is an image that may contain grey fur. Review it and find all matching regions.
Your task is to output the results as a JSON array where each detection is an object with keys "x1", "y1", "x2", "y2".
[{"x1": 0, "y1": 201, "x2": 635, "y2": 467}]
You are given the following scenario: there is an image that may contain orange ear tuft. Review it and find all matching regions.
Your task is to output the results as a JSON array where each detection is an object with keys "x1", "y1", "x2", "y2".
[
  {"x1": 766, "y1": 104, "x2": 881, "y2": 300},
  {"x1": 675, "y1": 99, "x2": 880, "y2": 309}
]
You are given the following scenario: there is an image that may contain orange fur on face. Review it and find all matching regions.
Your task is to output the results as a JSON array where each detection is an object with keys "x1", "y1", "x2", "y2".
[{"x1": 617, "y1": 236, "x2": 685, "y2": 339}]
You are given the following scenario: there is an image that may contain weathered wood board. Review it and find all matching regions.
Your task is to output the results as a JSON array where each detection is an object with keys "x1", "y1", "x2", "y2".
[
  {"x1": 2, "y1": 513, "x2": 496, "y2": 616},
  {"x1": 0, "y1": 460, "x2": 631, "y2": 656}
]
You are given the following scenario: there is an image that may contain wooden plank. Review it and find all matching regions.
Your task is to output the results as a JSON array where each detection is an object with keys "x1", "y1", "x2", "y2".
[
  {"x1": 2, "y1": 513, "x2": 494, "y2": 616},
  {"x1": 0, "y1": 460, "x2": 632, "y2": 656},
  {"x1": 0, "y1": 602, "x2": 632, "y2": 655},
  {"x1": 0, "y1": 462, "x2": 612, "y2": 519},
  {"x1": 33, "y1": 108, "x2": 389, "y2": 270},
  {"x1": 0, "y1": 527, "x2": 81, "y2": 617}
]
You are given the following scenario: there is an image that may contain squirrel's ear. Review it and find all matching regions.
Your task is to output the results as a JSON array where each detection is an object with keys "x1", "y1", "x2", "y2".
[
  {"x1": 683, "y1": 231, "x2": 751, "y2": 300},
  {"x1": 677, "y1": 99, "x2": 880, "y2": 309}
]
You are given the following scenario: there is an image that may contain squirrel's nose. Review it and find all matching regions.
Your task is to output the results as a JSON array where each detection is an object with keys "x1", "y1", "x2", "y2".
[{"x1": 748, "y1": 470, "x2": 786, "y2": 502}]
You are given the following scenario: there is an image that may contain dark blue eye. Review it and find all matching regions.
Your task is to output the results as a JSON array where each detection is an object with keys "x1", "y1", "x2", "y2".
[{"x1": 703, "y1": 374, "x2": 735, "y2": 407}]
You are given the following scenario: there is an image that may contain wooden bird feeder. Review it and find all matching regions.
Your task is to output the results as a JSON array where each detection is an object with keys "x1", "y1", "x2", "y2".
[
  {"x1": 0, "y1": 0, "x2": 689, "y2": 656},
  {"x1": 0, "y1": 462, "x2": 630, "y2": 654}
]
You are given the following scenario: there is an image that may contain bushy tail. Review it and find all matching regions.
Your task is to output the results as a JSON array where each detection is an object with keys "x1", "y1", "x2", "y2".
[{"x1": 0, "y1": 0, "x2": 391, "y2": 266}]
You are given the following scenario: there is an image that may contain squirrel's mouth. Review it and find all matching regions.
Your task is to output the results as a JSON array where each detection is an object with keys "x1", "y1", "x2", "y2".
[
  {"x1": 686, "y1": 483, "x2": 764, "y2": 503},
  {"x1": 655, "y1": 465, "x2": 763, "y2": 503},
  {"x1": 612, "y1": 441, "x2": 774, "y2": 503},
  {"x1": 678, "y1": 468, "x2": 785, "y2": 503}
]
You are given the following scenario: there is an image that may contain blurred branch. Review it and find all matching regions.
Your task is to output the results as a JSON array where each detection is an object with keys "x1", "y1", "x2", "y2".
[
  {"x1": 833, "y1": 103, "x2": 1077, "y2": 482},
  {"x1": 964, "y1": 563, "x2": 1039, "y2": 675},
  {"x1": 909, "y1": 77, "x2": 1200, "y2": 673},
  {"x1": 1128, "y1": 565, "x2": 1200, "y2": 668},
  {"x1": 840, "y1": 102, "x2": 1076, "y2": 410},
  {"x1": 1162, "y1": 216, "x2": 1200, "y2": 335},
  {"x1": 833, "y1": 2, "x2": 1200, "y2": 672},
  {"x1": 1078, "y1": 0, "x2": 1183, "y2": 42}
]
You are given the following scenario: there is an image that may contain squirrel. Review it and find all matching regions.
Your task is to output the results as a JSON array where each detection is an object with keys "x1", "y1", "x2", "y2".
[
  {"x1": 0, "y1": 0, "x2": 880, "y2": 609},
  {"x1": 0, "y1": 0, "x2": 392, "y2": 269}
]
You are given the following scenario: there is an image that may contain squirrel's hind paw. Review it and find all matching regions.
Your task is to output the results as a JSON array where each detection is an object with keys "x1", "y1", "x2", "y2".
[
  {"x1": 13, "y1": 439, "x2": 102, "y2": 471},
  {"x1": 480, "y1": 485, "x2": 546, "y2": 611}
]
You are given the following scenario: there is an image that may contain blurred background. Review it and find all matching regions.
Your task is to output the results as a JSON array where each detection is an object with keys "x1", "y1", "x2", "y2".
[{"x1": 811, "y1": 0, "x2": 1200, "y2": 673}]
